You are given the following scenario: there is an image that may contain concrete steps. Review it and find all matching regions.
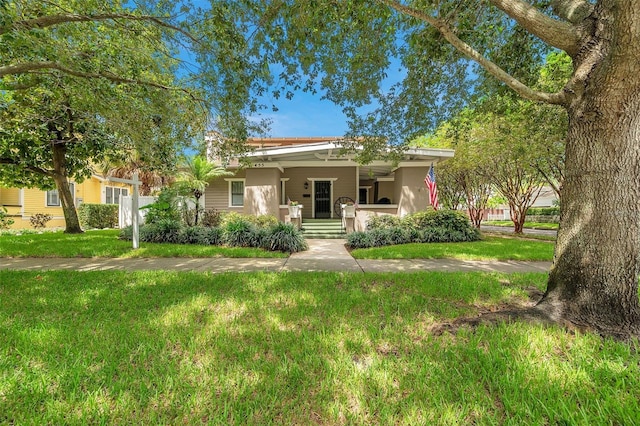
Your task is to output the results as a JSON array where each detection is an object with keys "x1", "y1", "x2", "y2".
[{"x1": 301, "y1": 219, "x2": 345, "y2": 239}]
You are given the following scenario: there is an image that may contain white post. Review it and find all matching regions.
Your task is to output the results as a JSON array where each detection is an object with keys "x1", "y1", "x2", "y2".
[
  {"x1": 108, "y1": 173, "x2": 141, "y2": 250},
  {"x1": 132, "y1": 172, "x2": 139, "y2": 249}
]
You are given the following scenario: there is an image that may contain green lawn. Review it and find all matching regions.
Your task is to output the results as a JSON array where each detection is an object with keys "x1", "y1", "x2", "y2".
[
  {"x1": 1, "y1": 270, "x2": 637, "y2": 424},
  {"x1": 0, "y1": 229, "x2": 287, "y2": 258},
  {"x1": 484, "y1": 220, "x2": 559, "y2": 230},
  {"x1": 351, "y1": 236, "x2": 555, "y2": 261}
]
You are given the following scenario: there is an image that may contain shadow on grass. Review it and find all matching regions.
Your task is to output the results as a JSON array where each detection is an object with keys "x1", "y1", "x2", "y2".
[{"x1": 0, "y1": 271, "x2": 637, "y2": 424}]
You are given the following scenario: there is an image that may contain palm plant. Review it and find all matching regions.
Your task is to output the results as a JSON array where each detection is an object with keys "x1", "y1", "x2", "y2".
[{"x1": 176, "y1": 155, "x2": 232, "y2": 225}]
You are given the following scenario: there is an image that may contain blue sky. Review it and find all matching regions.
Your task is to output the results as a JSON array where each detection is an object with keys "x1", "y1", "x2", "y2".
[{"x1": 256, "y1": 92, "x2": 350, "y2": 137}]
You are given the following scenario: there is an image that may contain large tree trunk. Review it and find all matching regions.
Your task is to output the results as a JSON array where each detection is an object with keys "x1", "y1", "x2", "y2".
[
  {"x1": 51, "y1": 142, "x2": 83, "y2": 234},
  {"x1": 536, "y1": 2, "x2": 640, "y2": 337}
]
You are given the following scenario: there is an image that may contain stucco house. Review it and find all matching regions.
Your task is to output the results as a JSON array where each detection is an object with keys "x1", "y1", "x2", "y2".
[
  {"x1": 0, "y1": 175, "x2": 132, "y2": 229},
  {"x1": 203, "y1": 136, "x2": 454, "y2": 230}
]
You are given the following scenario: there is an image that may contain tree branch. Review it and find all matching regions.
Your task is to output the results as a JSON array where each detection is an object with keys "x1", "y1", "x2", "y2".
[
  {"x1": 378, "y1": 0, "x2": 567, "y2": 105},
  {"x1": 550, "y1": 0, "x2": 594, "y2": 24},
  {"x1": 0, "y1": 157, "x2": 53, "y2": 177},
  {"x1": 0, "y1": 61, "x2": 202, "y2": 101},
  {"x1": 2, "y1": 13, "x2": 200, "y2": 44},
  {"x1": 488, "y1": 0, "x2": 580, "y2": 55}
]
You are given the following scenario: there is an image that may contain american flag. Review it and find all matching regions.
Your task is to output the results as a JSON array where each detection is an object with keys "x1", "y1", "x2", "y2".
[{"x1": 424, "y1": 163, "x2": 439, "y2": 210}]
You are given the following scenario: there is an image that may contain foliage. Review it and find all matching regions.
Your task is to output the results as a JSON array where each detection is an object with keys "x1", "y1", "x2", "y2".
[
  {"x1": 404, "y1": 210, "x2": 473, "y2": 233},
  {"x1": 266, "y1": 222, "x2": 308, "y2": 253},
  {"x1": 365, "y1": 214, "x2": 402, "y2": 231},
  {"x1": 142, "y1": 187, "x2": 181, "y2": 225},
  {"x1": 346, "y1": 231, "x2": 374, "y2": 249},
  {"x1": 174, "y1": 156, "x2": 232, "y2": 226},
  {"x1": 139, "y1": 219, "x2": 183, "y2": 244},
  {"x1": 528, "y1": 207, "x2": 560, "y2": 216},
  {"x1": 349, "y1": 210, "x2": 479, "y2": 249},
  {"x1": 29, "y1": 213, "x2": 52, "y2": 229},
  {"x1": 77, "y1": 204, "x2": 118, "y2": 229},
  {"x1": 0, "y1": 206, "x2": 14, "y2": 229},
  {"x1": 200, "y1": 209, "x2": 223, "y2": 228},
  {"x1": 251, "y1": 214, "x2": 280, "y2": 228},
  {"x1": 221, "y1": 216, "x2": 258, "y2": 248}
]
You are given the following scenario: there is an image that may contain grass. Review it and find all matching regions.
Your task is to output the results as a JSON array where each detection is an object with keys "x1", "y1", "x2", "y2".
[
  {"x1": 0, "y1": 229, "x2": 287, "y2": 258},
  {"x1": 351, "y1": 235, "x2": 555, "y2": 261},
  {"x1": 1, "y1": 270, "x2": 638, "y2": 424},
  {"x1": 484, "y1": 220, "x2": 559, "y2": 230}
]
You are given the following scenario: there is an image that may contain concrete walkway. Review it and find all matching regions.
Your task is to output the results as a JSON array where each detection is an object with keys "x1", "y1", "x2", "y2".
[{"x1": 0, "y1": 239, "x2": 551, "y2": 274}]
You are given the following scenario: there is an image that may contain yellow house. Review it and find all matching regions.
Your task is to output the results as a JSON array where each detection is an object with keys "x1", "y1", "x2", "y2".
[{"x1": 0, "y1": 175, "x2": 132, "y2": 230}]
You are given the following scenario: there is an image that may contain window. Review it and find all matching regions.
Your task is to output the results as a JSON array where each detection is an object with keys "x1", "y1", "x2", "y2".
[
  {"x1": 229, "y1": 180, "x2": 245, "y2": 207},
  {"x1": 106, "y1": 186, "x2": 129, "y2": 204},
  {"x1": 46, "y1": 183, "x2": 75, "y2": 207}
]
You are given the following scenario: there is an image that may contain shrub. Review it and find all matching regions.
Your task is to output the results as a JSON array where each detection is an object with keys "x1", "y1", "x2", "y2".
[
  {"x1": 178, "y1": 226, "x2": 210, "y2": 245},
  {"x1": 222, "y1": 216, "x2": 257, "y2": 247},
  {"x1": 527, "y1": 207, "x2": 560, "y2": 216},
  {"x1": 418, "y1": 227, "x2": 451, "y2": 243},
  {"x1": 119, "y1": 225, "x2": 133, "y2": 240},
  {"x1": 142, "y1": 187, "x2": 180, "y2": 224},
  {"x1": 0, "y1": 207, "x2": 14, "y2": 229},
  {"x1": 267, "y1": 222, "x2": 308, "y2": 253},
  {"x1": 368, "y1": 228, "x2": 391, "y2": 247},
  {"x1": 137, "y1": 219, "x2": 183, "y2": 243},
  {"x1": 403, "y1": 210, "x2": 474, "y2": 234},
  {"x1": 383, "y1": 227, "x2": 412, "y2": 245},
  {"x1": 366, "y1": 214, "x2": 402, "y2": 230},
  {"x1": 202, "y1": 227, "x2": 223, "y2": 245},
  {"x1": 30, "y1": 213, "x2": 52, "y2": 229},
  {"x1": 347, "y1": 231, "x2": 374, "y2": 249},
  {"x1": 251, "y1": 214, "x2": 279, "y2": 228},
  {"x1": 77, "y1": 204, "x2": 118, "y2": 229},
  {"x1": 200, "y1": 209, "x2": 223, "y2": 227}
]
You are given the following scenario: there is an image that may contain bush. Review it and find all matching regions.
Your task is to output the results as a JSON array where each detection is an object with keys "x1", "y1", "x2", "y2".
[
  {"x1": 366, "y1": 214, "x2": 402, "y2": 230},
  {"x1": 119, "y1": 225, "x2": 133, "y2": 240},
  {"x1": 142, "y1": 187, "x2": 180, "y2": 224},
  {"x1": 267, "y1": 222, "x2": 308, "y2": 253},
  {"x1": 347, "y1": 231, "x2": 374, "y2": 249},
  {"x1": 0, "y1": 207, "x2": 14, "y2": 229},
  {"x1": 178, "y1": 226, "x2": 210, "y2": 245},
  {"x1": 222, "y1": 216, "x2": 258, "y2": 247},
  {"x1": 200, "y1": 209, "x2": 223, "y2": 227},
  {"x1": 136, "y1": 219, "x2": 183, "y2": 243},
  {"x1": 30, "y1": 213, "x2": 52, "y2": 229},
  {"x1": 383, "y1": 227, "x2": 412, "y2": 245},
  {"x1": 403, "y1": 210, "x2": 473, "y2": 234},
  {"x1": 527, "y1": 207, "x2": 560, "y2": 216},
  {"x1": 251, "y1": 214, "x2": 279, "y2": 228},
  {"x1": 201, "y1": 227, "x2": 223, "y2": 245},
  {"x1": 77, "y1": 204, "x2": 118, "y2": 229}
]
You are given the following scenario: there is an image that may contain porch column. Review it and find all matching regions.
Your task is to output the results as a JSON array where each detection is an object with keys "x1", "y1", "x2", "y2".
[
  {"x1": 394, "y1": 167, "x2": 431, "y2": 217},
  {"x1": 244, "y1": 168, "x2": 281, "y2": 217}
]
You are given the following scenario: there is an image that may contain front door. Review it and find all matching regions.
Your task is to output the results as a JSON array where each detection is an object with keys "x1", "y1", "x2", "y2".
[{"x1": 314, "y1": 181, "x2": 331, "y2": 218}]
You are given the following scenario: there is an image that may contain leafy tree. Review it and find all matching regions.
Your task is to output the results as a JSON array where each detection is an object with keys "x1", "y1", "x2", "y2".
[
  {"x1": 175, "y1": 156, "x2": 232, "y2": 226},
  {"x1": 221, "y1": 0, "x2": 640, "y2": 337}
]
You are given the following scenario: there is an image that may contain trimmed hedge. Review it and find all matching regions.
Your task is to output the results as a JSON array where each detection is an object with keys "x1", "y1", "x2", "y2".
[
  {"x1": 527, "y1": 207, "x2": 560, "y2": 216},
  {"x1": 78, "y1": 204, "x2": 119, "y2": 229}
]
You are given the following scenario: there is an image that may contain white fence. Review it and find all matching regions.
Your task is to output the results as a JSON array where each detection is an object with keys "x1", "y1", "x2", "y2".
[{"x1": 119, "y1": 196, "x2": 156, "y2": 228}]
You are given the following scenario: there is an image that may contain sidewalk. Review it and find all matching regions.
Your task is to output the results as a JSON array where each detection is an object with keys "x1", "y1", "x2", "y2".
[{"x1": 0, "y1": 239, "x2": 551, "y2": 274}]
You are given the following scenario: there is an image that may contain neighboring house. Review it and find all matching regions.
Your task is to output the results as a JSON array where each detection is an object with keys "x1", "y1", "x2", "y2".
[
  {"x1": 0, "y1": 175, "x2": 132, "y2": 229},
  {"x1": 204, "y1": 136, "x2": 454, "y2": 230}
]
